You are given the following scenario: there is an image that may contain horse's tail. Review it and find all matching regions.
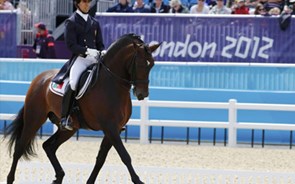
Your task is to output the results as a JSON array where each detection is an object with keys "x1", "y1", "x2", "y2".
[{"x1": 4, "y1": 106, "x2": 36, "y2": 160}]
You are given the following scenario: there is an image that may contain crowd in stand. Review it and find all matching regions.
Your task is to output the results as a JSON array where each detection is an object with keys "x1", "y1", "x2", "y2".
[
  {"x1": 105, "y1": 0, "x2": 295, "y2": 15},
  {"x1": 1, "y1": 0, "x2": 295, "y2": 15}
]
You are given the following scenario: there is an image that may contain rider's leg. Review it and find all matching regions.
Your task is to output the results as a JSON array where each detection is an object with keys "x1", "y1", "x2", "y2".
[
  {"x1": 60, "y1": 84, "x2": 76, "y2": 130},
  {"x1": 60, "y1": 56, "x2": 93, "y2": 131}
]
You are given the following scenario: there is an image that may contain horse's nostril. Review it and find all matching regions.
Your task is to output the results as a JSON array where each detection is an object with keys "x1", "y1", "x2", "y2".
[{"x1": 137, "y1": 94, "x2": 143, "y2": 100}]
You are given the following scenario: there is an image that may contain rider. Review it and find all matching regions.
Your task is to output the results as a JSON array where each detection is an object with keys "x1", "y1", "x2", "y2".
[{"x1": 53, "y1": 0, "x2": 105, "y2": 131}]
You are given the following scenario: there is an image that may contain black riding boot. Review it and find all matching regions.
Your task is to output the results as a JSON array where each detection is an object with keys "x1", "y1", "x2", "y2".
[{"x1": 60, "y1": 85, "x2": 75, "y2": 131}]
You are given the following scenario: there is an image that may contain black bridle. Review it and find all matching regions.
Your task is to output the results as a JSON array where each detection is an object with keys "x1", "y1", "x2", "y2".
[{"x1": 98, "y1": 45, "x2": 150, "y2": 88}]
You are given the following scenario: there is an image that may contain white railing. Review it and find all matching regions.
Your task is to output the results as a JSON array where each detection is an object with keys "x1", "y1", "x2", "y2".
[
  {"x1": 0, "y1": 95, "x2": 26, "y2": 122},
  {"x1": 10, "y1": 162, "x2": 295, "y2": 184},
  {"x1": 1, "y1": 94, "x2": 295, "y2": 147}
]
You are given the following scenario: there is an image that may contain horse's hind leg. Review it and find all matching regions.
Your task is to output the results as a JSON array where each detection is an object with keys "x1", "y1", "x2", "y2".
[
  {"x1": 42, "y1": 126, "x2": 76, "y2": 184},
  {"x1": 104, "y1": 127, "x2": 144, "y2": 184},
  {"x1": 86, "y1": 136, "x2": 112, "y2": 184},
  {"x1": 7, "y1": 142, "x2": 29, "y2": 184}
]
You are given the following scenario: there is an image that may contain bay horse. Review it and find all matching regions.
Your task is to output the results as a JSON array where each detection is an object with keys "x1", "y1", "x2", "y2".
[{"x1": 4, "y1": 34, "x2": 161, "y2": 184}]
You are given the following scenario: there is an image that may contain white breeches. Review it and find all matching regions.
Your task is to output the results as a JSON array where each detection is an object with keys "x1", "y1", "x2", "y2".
[{"x1": 69, "y1": 56, "x2": 97, "y2": 91}]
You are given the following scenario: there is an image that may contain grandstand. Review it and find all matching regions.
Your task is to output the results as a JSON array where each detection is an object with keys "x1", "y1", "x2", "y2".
[
  {"x1": 13, "y1": 0, "x2": 118, "y2": 45},
  {"x1": 6, "y1": 0, "x2": 288, "y2": 51},
  {"x1": 12, "y1": 0, "x2": 225, "y2": 46}
]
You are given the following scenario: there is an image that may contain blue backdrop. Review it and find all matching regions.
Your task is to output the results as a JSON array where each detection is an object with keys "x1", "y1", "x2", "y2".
[
  {"x1": 97, "y1": 14, "x2": 295, "y2": 63},
  {"x1": 1, "y1": 12, "x2": 294, "y2": 63}
]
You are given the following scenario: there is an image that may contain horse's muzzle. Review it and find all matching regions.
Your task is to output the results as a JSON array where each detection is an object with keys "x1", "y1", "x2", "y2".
[{"x1": 133, "y1": 87, "x2": 148, "y2": 100}]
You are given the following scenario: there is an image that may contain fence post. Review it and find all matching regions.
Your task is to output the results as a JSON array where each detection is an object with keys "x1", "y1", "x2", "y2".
[
  {"x1": 228, "y1": 99, "x2": 237, "y2": 147},
  {"x1": 140, "y1": 98, "x2": 149, "y2": 144}
]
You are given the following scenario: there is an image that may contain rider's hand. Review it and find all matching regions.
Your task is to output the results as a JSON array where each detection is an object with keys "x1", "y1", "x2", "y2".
[
  {"x1": 99, "y1": 50, "x2": 107, "y2": 57},
  {"x1": 86, "y1": 48, "x2": 99, "y2": 58}
]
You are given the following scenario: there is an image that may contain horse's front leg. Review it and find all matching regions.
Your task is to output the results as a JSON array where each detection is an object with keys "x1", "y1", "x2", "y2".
[
  {"x1": 104, "y1": 126, "x2": 144, "y2": 184},
  {"x1": 42, "y1": 128, "x2": 76, "y2": 184},
  {"x1": 86, "y1": 136, "x2": 112, "y2": 184}
]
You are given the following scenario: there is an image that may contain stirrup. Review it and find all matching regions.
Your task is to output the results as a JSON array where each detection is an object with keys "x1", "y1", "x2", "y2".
[{"x1": 60, "y1": 116, "x2": 73, "y2": 131}]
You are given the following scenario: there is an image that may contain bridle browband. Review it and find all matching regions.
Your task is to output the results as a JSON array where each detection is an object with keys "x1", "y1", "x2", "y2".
[{"x1": 98, "y1": 44, "x2": 150, "y2": 87}]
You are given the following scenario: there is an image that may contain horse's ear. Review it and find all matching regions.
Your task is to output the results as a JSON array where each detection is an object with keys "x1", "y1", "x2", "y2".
[{"x1": 149, "y1": 42, "x2": 162, "y2": 53}]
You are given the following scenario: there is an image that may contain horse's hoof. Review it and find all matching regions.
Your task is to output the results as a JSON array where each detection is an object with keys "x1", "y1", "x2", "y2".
[
  {"x1": 7, "y1": 175, "x2": 14, "y2": 184},
  {"x1": 133, "y1": 179, "x2": 144, "y2": 184},
  {"x1": 51, "y1": 179, "x2": 62, "y2": 184}
]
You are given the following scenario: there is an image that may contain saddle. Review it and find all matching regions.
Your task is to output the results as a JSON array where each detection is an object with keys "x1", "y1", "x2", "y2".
[
  {"x1": 49, "y1": 63, "x2": 100, "y2": 129},
  {"x1": 49, "y1": 63, "x2": 99, "y2": 99}
]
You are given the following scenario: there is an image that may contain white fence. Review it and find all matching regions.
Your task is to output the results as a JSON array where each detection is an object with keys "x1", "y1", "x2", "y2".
[
  {"x1": 3, "y1": 162, "x2": 292, "y2": 184},
  {"x1": 1, "y1": 94, "x2": 295, "y2": 147}
]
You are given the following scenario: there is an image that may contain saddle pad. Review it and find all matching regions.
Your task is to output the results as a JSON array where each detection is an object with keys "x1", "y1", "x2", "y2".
[
  {"x1": 49, "y1": 68, "x2": 95, "y2": 100},
  {"x1": 49, "y1": 79, "x2": 68, "y2": 97}
]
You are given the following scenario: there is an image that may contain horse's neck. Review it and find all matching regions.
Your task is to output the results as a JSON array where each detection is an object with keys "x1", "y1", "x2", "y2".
[
  {"x1": 96, "y1": 47, "x2": 133, "y2": 97},
  {"x1": 105, "y1": 46, "x2": 133, "y2": 80}
]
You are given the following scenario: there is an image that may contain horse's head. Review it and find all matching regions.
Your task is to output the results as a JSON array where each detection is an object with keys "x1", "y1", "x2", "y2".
[
  {"x1": 102, "y1": 34, "x2": 161, "y2": 100},
  {"x1": 129, "y1": 42, "x2": 161, "y2": 100}
]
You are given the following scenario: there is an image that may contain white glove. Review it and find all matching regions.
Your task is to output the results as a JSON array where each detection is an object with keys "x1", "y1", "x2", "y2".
[
  {"x1": 100, "y1": 50, "x2": 107, "y2": 57},
  {"x1": 86, "y1": 48, "x2": 99, "y2": 58}
]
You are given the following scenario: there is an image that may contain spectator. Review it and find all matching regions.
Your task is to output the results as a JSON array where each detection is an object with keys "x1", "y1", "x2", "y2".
[
  {"x1": 0, "y1": 0, "x2": 14, "y2": 10},
  {"x1": 106, "y1": 0, "x2": 134, "y2": 12},
  {"x1": 268, "y1": 6, "x2": 281, "y2": 14},
  {"x1": 169, "y1": 0, "x2": 189, "y2": 13},
  {"x1": 133, "y1": 0, "x2": 151, "y2": 12},
  {"x1": 254, "y1": 3, "x2": 267, "y2": 14},
  {"x1": 208, "y1": 0, "x2": 217, "y2": 9},
  {"x1": 231, "y1": 0, "x2": 250, "y2": 14},
  {"x1": 190, "y1": 0, "x2": 210, "y2": 14},
  {"x1": 245, "y1": 0, "x2": 258, "y2": 13},
  {"x1": 283, "y1": 0, "x2": 294, "y2": 14},
  {"x1": 32, "y1": 22, "x2": 56, "y2": 59},
  {"x1": 264, "y1": 0, "x2": 283, "y2": 11},
  {"x1": 209, "y1": 0, "x2": 232, "y2": 14},
  {"x1": 13, "y1": 0, "x2": 20, "y2": 8},
  {"x1": 151, "y1": 0, "x2": 170, "y2": 13}
]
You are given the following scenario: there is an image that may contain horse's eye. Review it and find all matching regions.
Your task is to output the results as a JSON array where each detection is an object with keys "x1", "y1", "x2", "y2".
[{"x1": 146, "y1": 60, "x2": 150, "y2": 66}]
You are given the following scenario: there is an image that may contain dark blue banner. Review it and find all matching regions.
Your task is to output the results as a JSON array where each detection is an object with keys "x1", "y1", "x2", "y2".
[
  {"x1": 0, "y1": 12, "x2": 17, "y2": 58},
  {"x1": 97, "y1": 14, "x2": 295, "y2": 63}
]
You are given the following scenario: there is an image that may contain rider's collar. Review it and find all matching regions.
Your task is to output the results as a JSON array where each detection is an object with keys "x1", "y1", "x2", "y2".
[{"x1": 76, "y1": 9, "x2": 89, "y2": 22}]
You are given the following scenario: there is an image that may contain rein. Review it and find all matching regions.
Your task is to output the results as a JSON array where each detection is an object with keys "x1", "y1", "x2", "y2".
[{"x1": 98, "y1": 47, "x2": 149, "y2": 87}]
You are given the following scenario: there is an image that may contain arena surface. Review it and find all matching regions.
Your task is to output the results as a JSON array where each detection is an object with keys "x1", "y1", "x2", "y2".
[{"x1": 1, "y1": 136, "x2": 295, "y2": 183}]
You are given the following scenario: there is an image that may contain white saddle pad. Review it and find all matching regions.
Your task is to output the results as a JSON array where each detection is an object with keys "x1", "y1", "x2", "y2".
[{"x1": 49, "y1": 68, "x2": 95, "y2": 100}]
